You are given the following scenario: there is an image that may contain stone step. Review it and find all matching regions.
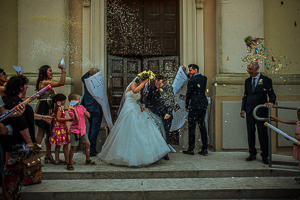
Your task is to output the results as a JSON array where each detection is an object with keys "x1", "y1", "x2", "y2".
[
  {"x1": 42, "y1": 168, "x2": 300, "y2": 180},
  {"x1": 19, "y1": 177, "x2": 300, "y2": 200},
  {"x1": 40, "y1": 151, "x2": 300, "y2": 180}
]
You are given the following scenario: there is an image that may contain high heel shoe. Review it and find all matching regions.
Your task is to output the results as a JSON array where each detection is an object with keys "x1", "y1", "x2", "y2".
[{"x1": 44, "y1": 155, "x2": 54, "y2": 163}]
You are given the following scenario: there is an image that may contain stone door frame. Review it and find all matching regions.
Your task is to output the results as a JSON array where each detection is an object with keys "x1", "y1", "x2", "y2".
[{"x1": 82, "y1": 0, "x2": 205, "y2": 88}]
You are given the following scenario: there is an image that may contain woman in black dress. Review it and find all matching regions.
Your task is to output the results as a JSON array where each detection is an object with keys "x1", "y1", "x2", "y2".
[{"x1": 35, "y1": 63, "x2": 66, "y2": 163}]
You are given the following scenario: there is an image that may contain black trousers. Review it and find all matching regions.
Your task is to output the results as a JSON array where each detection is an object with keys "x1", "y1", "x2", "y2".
[
  {"x1": 188, "y1": 108, "x2": 208, "y2": 151},
  {"x1": 246, "y1": 113, "x2": 269, "y2": 158},
  {"x1": 162, "y1": 117, "x2": 172, "y2": 144},
  {"x1": 156, "y1": 112, "x2": 172, "y2": 145}
]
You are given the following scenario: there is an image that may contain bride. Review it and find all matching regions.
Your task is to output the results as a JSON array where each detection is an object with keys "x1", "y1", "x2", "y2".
[{"x1": 99, "y1": 75, "x2": 170, "y2": 167}]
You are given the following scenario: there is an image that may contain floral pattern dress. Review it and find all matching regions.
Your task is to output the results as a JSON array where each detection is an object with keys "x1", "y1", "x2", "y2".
[{"x1": 49, "y1": 106, "x2": 70, "y2": 146}]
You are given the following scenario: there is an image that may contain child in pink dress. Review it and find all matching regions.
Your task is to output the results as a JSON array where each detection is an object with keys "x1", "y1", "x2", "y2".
[
  {"x1": 49, "y1": 94, "x2": 72, "y2": 164},
  {"x1": 270, "y1": 107, "x2": 300, "y2": 172},
  {"x1": 67, "y1": 93, "x2": 96, "y2": 170}
]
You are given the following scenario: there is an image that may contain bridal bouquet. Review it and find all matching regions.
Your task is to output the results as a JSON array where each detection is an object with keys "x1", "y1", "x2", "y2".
[{"x1": 137, "y1": 70, "x2": 155, "y2": 80}]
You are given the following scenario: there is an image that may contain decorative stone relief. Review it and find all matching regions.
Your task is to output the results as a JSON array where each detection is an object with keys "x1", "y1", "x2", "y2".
[
  {"x1": 195, "y1": 0, "x2": 204, "y2": 9},
  {"x1": 83, "y1": 0, "x2": 91, "y2": 7}
]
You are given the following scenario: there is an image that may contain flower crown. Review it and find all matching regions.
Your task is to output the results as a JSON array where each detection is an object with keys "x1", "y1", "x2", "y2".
[{"x1": 137, "y1": 70, "x2": 155, "y2": 80}]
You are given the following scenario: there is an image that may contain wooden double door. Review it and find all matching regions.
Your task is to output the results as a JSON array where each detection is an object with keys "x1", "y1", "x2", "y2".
[
  {"x1": 108, "y1": 55, "x2": 179, "y2": 122},
  {"x1": 107, "y1": 0, "x2": 180, "y2": 128},
  {"x1": 107, "y1": 0, "x2": 179, "y2": 56}
]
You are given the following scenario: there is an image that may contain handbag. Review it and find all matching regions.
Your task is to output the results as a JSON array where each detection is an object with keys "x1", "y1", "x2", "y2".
[
  {"x1": 2, "y1": 166, "x2": 21, "y2": 200},
  {"x1": 22, "y1": 169, "x2": 42, "y2": 186},
  {"x1": 20, "y1": 151, "x2": 42, "y2": 186}
]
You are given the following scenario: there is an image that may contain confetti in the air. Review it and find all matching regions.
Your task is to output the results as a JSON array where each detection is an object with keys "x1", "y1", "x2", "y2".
[{"x1": 241, "y1": 35, "x2": 294, "y2": 74}]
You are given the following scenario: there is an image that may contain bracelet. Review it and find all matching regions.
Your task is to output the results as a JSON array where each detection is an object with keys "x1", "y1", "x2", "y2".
[
  {"x1": 26, "y1": 139, "x2": 32, "y2": 144},
  {"x1": 62, "y1": 70, "x2": 66, "y2": 73},
  {"x1": 41, "y1": 115, "x2": 43, "y2": 120}
]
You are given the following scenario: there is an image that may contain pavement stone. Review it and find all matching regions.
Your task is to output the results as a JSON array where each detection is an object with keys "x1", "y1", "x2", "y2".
[{"x1": 42, "y1": 151, "x2": 299, "y2": 173}]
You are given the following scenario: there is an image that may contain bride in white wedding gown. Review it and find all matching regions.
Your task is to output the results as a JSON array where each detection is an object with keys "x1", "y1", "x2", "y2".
[{"x1": 99, "y1": 77, "x2": 170, "y2": 167}]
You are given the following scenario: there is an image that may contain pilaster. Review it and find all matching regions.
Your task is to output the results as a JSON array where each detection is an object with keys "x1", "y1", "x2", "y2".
[
  {"x1": 180, "y1": 0, "x2": 204, "y2": 74},
  {"x1": 17, "y1": 0, "x2": 73, "y2": 96}
]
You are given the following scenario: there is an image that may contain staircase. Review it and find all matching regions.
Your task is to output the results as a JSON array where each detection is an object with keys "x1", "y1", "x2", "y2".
[{"x1": 16, "y1": 152, "x2": 300, "y2": 199}]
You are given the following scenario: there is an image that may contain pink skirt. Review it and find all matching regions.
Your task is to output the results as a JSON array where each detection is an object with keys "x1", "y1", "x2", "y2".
[{"x1": 294, "y1": 133, "x2": 300, "y2": 161}]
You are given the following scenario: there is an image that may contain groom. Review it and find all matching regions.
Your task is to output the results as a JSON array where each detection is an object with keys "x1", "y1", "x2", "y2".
[{"x1": 141, "y1": 74, "x2": 175, "y2": 160}]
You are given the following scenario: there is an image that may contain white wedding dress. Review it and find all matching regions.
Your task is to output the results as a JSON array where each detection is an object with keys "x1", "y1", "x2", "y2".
[{"x1": 99, "y1": 90, "x2": 170, "y2": 167}]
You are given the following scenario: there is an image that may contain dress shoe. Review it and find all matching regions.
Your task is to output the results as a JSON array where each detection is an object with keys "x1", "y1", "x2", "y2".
[
  {"x1": 90, "y1": 152, "x2": 98, "y2": 157},
  {"x1": 182, "y1": 150, "x2": 194, "y2": 155},
  {"x1": 163, "y1": 154, "x2": 169, "y2": 160},
  {"x1": 245, "y1": 154, "x2": 256, "y2": 161},
  {"x1": 198, "y1": 149, "x2": 208, "y2": 156},
  {"x1": 262, "y1": 157, "x2": 269, "y2": 165}
]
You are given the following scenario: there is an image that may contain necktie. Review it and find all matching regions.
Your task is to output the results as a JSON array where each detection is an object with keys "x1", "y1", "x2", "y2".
[{"x1": 252, "y1": 78, "x2": 256, "y2": 92}]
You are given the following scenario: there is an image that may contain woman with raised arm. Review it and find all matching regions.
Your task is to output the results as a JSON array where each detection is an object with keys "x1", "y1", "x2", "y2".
[{"x1": 35, "y1": 63, "x2": 66, "y2": 163}]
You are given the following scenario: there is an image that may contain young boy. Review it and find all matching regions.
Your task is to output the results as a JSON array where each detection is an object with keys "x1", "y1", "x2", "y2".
[{"x1": 67, "y1": 93, "x2": 96, "y2": 170}]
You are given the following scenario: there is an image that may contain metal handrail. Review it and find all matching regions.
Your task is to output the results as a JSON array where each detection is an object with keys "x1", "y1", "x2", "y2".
[
  {"x1": 253, "y1": 105, "x2": 298, "y2": 121},
  {"x1": 253, "y1": 104, "x2": 298, "y2": 167}
]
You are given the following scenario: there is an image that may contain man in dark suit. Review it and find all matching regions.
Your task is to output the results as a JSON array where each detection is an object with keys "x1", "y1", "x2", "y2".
[
  {"x1": 182, "y1": 64, "x2": 209, "y2": 156},
  {"x1": 141, "y1": 74, "x2": 175, "y2": 160},
  {"x1": 240, "y1": 62, "x2": 276, "y2": 164},
  {"x1": 81, "y1": 68, "x2": 103, "y2": 156}
]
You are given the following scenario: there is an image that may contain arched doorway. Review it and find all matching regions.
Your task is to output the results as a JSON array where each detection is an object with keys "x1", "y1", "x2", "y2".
[
  {"x1": 106, "y1": 0, "x2": 180, "y2": 122},
  {"x1": 107, "y1": 0, "x2": 180, "y2": 145}
]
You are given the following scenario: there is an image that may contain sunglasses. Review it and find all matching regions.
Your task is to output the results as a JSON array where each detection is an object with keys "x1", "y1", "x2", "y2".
[{"x1": 0, "y1": 71, "x2": 6, "y2": 76}]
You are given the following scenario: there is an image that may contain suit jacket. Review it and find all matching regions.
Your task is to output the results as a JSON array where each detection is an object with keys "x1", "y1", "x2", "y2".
[
  {"x1": 81, "y1": 71, "x2": 103, "y2": 114},
  {"x1": 185, "y1": 74, "x2": 208, "y2": 110},
  {"x1": 143, "y1": 84, "x2": 175, "y2": 118},
  {"x1": 241, "y1": 74, "x2": 276, "y2": 116}
]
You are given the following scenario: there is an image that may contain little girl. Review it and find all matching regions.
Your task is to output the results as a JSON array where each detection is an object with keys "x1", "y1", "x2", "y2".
[
  {"x1": 49, "y1": 94, "x2": 72, "y2": 164},
  {"x1": 270, "y1": 107, "x2": 300, "y2": 174}
]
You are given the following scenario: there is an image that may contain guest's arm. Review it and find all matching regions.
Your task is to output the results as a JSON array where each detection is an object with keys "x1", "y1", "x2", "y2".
[
  {"x1": 0, "y1": 123, "x2": 9, "y2": 135},
  {"x1": 266, "y1": 78, "x2": 276, "y2": 108},
  {"x1": 0, "y1": 103, "x2": 26, "y2": 117},
  {"x1": 34, "y1": 114, "x2": 53, "y2": 123},
  {"x1": 68, "y1": 108, "x2": 79, "y2": 122},
  {"x1": 240, "y1": 80, "x2": 248, "y2": 118},
  {"x1": 83, "y1": 109, "x2": 90, "y2": 118},
  {"x1": 185, "y1": 80, "x2": 193, "y2": 110},
  {"x1": 81, "y1": 71, "x2": 90, "y2": 83},
  {"x1": 41, "y1": 64, "x2": 66, "y2": 88},
  {"x1": 269, "y1": 115, "x2": 297, "y2": 125},
  {"x1": 19, "y1": 128, "x2": 34, "y2": 151},
  {"x1": 68, "y1": 107, "x2": 79, "y2": 122},
  {"x1": 56, "y1": 109, "x2": 72, "y2": 122}
]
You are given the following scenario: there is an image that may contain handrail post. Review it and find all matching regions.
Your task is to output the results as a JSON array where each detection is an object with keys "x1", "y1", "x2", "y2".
[
  {"x1": 253, "y1": 105, "x2": 298, "y2": 168},
  {"x1": 268, "y1": 108, "x2": 272, "y2": 167}
]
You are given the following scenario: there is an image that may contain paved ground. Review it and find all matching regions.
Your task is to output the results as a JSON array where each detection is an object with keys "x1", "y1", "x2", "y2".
[{"x1": 41, "y1": 150, "x2": 299, "y2": 173}]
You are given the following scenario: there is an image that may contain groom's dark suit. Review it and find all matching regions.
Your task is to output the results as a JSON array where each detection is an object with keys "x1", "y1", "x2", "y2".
[
  {"x1": 242, "y1": 73, "x2": 276, "y2": 158},
  {"x1": 143, "y1": 84, "x2": 175, "y2": 144},
  {"x1": 186, "y1": 73, "x2": 208, "y2": 151}
]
